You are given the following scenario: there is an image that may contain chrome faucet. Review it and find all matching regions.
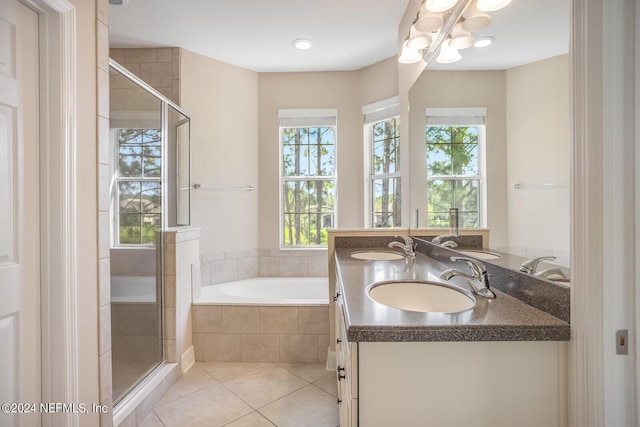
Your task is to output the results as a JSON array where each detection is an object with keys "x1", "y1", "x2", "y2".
[
  {"x1": 388, "y1": 235, "x2": 416, "y2": 257},
  {"x1": 440, "y1": 256, "x2": 496, "y2": 299},
  {"x1": 441, "y1": 240, "x2": 458, "y2": 248},
  {"x1": 431, "y1": 233, "x2": 458, "y2": 245},
  {"x1": 520, "y1": 256, "x2": 556, "y2": 275}
]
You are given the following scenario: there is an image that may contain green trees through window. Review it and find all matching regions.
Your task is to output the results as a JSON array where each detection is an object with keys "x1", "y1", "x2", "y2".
[
  {"x1": 426, "y1": 125, "x2": 481, "y2": 228},
  {"x1": 370, "y1": 117, "x2": 401, "y2": 227},
  {"x1": 116, "y1": 128, "x2": 162, "y2": 245},
  {"x1": 282, "y1": 126, "x2": 336, "y2": 247}
]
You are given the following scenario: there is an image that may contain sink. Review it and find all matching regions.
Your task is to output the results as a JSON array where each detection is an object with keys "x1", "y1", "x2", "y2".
[
  {"x1": 457, "y1": 250, "x2": 502, "y2": 260},
  {"x1": 350, "y1": 250, "x2": 405, "y2": 261},
  {"x1": 368, "y1": 280, "x2": 476, "y2": 313}
]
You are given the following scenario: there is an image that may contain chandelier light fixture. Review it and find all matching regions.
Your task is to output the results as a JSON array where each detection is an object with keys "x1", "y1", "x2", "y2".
[{"x1": 398, "y1": 0, "x2": 509, "y2": 66}]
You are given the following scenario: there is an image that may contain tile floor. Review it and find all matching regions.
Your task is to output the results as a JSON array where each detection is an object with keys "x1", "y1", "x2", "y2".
[{"x1": 139, "y1": 362, "x2": 339, "y2": 427}]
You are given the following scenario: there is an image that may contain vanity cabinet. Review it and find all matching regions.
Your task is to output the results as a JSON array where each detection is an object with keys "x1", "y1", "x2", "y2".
[
  {"x1": 334, "y1": 280, "x2": 358, "y2": 427},
  {"x1": 334, "y1": 272, "x2": 568, "y2": 427}
]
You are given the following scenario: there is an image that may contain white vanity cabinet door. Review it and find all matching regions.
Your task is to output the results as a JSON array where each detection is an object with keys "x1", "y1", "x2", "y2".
[
  {"x1": 334, "y1": 277, "x2": 358, "y2": 427},
  {"x1": 357, "y1": 341, "x2": 568, "y2": 427}
]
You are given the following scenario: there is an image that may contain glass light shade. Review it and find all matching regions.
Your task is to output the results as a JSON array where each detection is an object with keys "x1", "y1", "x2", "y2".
[
  {"x1": 436, "y1": 39, "x2": 461, "y2": 63},
  {"x1": 477, "y1": 0, "x2": 512, "y2": 12},
  {"x1": 449, "y1": 23, "x2": 474, "y2": 50},
  {"x1": 406, "y1": 25, "x2": 432, "y2": 50},
  {"x1": 461, "y1": 1, "x2": 492, "y2": 32},
  {"x1": 414, "y1": 8, "x2": 444, "y2": 33},
  {"x1": 425, "y1": 0, "x2": 459, "y2": 12},
  {"x1": 398, "y1": 40, "x2": 423, "y2": 64}
]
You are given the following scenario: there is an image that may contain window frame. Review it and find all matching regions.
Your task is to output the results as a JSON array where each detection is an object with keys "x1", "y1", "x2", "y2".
[
  {"x1": 278, "y1": 109, "x2": 338, "y2": 249},
  {"x1": 365, "y1": 115, "x2": 401, "y2": 228},
  {"x1": 363, "y1": 97, "x2": 401, "y2": 228},
  {"x1": 425, "y1": 107, "x2": 487, "y2": 229},
  {"x1": 112, "y1": 127, "x2": 163, "y2": 247}
]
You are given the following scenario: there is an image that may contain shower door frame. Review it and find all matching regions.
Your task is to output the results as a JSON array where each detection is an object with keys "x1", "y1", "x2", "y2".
[{"x1": 108, "y1": 58, "x2": 191, "y2": 404}]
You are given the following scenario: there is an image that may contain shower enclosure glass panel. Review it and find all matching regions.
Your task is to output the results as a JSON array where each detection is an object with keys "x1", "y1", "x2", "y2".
[
  {"x1": 168, "y1": 106, "x2": 191, "y2": 226},
  {"x1": 108, "y1": 62, "x2": 167, "y2": 404}
]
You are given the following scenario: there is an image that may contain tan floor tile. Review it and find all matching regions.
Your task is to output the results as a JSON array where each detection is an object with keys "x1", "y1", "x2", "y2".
[
  {"x1": 224, "y1": 411, "x2": 276, "y2": 426},
  {"x1": 313, "y1": 375, "x2": 338, "y2": 398},
  {"x1": 223, "y1": 365, "x2": 307, "y2": 409},
  {"x1": 154, "y1": 383, "x2": 253, "y2": 427},
  {"x1": 259, "y1": 385, "x2": 339, "y2": 427},
  {"x1": 278, "y1": 363, "x2": 329, "y2": 383},
  {"x1": 198, "y1": 361, "x2": 267, "y2": 382},
  {"x1": 138, "y1": 410, "x2": 164, "y2": 427},
  {"x1": 157, "y1": 365, "x2": 219, "y2": 405}
]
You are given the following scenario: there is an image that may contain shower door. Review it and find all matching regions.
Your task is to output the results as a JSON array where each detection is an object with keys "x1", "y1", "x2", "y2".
[{"x1": 108, "y1": 63, "x2": 165, "y2": 404}]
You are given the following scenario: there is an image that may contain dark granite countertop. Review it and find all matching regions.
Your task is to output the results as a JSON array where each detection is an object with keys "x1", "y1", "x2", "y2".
[{"x1": 335, "y1": 248, "x2": 570, "y2": 342}]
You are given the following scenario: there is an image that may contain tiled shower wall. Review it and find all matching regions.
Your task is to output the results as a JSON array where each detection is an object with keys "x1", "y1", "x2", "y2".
[
  {"x1": 109, "y1": 47, "x2": 180, "y2": 105},
  {"x1": 200, "y1": 249, "x2": 328, "y2": 285}
]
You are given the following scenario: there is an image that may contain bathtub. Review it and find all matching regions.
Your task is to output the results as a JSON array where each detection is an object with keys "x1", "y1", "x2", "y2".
[
  {"x1": 111, "y1": 275, "x2": 158, "y2": 303},
  {"x1": 196, "y1": 276, "x2": 328, "y2": 305}
]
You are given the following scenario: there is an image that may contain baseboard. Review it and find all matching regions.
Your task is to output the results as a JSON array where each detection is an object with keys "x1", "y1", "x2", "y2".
[
  {"x1": 326, "y1": 349, "x2": 336, "y2": 371},
  {"x1": 181, "y1": 345, "x2": 195, "y2": 373}
]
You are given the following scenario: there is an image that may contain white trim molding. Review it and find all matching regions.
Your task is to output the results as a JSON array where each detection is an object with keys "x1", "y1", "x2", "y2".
[
  {"x1": 571, "y1": 0, "x2": 639, "y2": 425},
  {"x1": 23, "y1": 0, "x2": 79, "y2": 425}
]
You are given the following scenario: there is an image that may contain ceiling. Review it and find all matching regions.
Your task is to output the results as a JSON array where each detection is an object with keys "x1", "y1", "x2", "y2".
[
  {"x1": 108, "y1": 0, "x2": 569, "y2": 73},
  {"x1": 108, "y1": 0, "x2": 411, "y2": 73}
]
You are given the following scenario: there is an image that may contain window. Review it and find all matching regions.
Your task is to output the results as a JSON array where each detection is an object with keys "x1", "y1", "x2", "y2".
[
  {"x1": 364, "y1": 97, "x2": 401, "y2": 227},
  {"x1": 115, "y1": 128, "x2": 162, "y2": 245},
  {"x1": 279, "y1": 109, "x2": 337, "y2": 247},
  {"x1": 425, "y1": 108, "x2": 486, "y2": 228}
]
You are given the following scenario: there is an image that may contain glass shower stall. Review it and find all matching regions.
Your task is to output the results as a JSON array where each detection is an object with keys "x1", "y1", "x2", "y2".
[{"x1": 108, "y1": 59, "x2": 190, "y2": 404}]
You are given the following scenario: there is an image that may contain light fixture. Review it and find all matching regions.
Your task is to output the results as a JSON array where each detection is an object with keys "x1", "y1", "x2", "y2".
[
  {"x1": 476, "y1": 0, "x2": 512, "y2": 12},
  {"x1": 398, "y1": 39, "x2": 423, "y2": 64},
  {"x1": 436, "y1": 39, "x2": 461, "y2": 63},
  {"x1": 414, "y1": 7, "x2": 444, "y2": 33},
  {"x1": 462, "y1": 0, "x2": 492, "y2": 32},
  {"x1": 474, "y1": 36, "x2": 494, "y2": 47},
  {"x1": 398, "y1": 0, "x2": 511, "y2": 66},
  {"x1": 406, "y1": 25, "x2": 432, "y2": 50},
  {"x1": 425, "y1": 0, "x2": 459, "y2": 13},
  {"x1": 292, "y1": 39, "x2": 312, "y2": 50},
  {"x1": 449, "y1": 22, "x2": 474, "y2": 50}
]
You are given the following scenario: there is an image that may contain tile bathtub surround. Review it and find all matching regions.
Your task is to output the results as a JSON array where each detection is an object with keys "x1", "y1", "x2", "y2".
[
  {"x1": 200, "y1": 248, "x2": 328, "y2": 285},
  {"x1": 192, "y1": 305, "x2": 330, "y2": 363},
  {"x1": 139, "y1": 362, "x2": 339, "y2": 427}
]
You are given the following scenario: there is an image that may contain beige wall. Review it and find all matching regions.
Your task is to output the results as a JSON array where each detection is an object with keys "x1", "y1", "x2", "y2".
[
  {"x1": 409, "y1": 70, "x2": 509, "y2": 247},
  {"x1": 257, "y1": 60, "x2": 399, "y2": 249},
  {"x1": 505, "y1": 54, "x2": 570, "y2": 260},
  {"x1": 180, "y1": 50, "x2": 259, "y2": 254}
]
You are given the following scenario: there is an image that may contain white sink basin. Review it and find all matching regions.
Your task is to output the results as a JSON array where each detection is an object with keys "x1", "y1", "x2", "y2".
[
  {"x1": 458, "y1": 250, "x2": 502, "y2": 260},
  {"x1": 368, "y1": 280, "x2": 476, "y2": 313},
  {"x1": 350, "y1": 250, "x2": 404, "y2": 261}
]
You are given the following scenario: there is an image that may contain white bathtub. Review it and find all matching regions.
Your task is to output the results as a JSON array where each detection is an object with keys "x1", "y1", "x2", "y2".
[
  {"x1": 111, "y1": 275, "x2": 157, "y2": 303},
  {"x1": 196, "y1": 277, "x2": 328, "y2": 305}
]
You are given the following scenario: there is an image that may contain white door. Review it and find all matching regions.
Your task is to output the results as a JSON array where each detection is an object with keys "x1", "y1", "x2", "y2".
[{"x1": 0, "y1": 1, "x2": 40, "y2": 426}]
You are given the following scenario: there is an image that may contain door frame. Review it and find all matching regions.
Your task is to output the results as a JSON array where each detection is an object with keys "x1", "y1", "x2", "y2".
[{"x1": 20, "y1": 0, "x2": 79, "y2": 425}]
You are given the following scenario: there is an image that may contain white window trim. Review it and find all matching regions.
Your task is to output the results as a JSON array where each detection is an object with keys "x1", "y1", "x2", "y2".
[
  {"x1": 112, "y1": 127, "x2": 163, "y2": 247},
  {"x1": 278, "y1": 109, "x2": 338, "y2": 249},
  {"x1": 425, "y1": 107, "x2": 487, "y2": 228},
  {"x1": 363, "y1": 97, "x2": 401, "y2": 228}
]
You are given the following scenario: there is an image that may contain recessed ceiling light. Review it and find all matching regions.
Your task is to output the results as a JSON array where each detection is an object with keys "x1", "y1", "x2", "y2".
[
  {"x1": 292, "y1": 39, "x2": 312, "y2": 50},
  {"x1": 474, "y1": 36, "x2": 494, "y2": 48}
]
